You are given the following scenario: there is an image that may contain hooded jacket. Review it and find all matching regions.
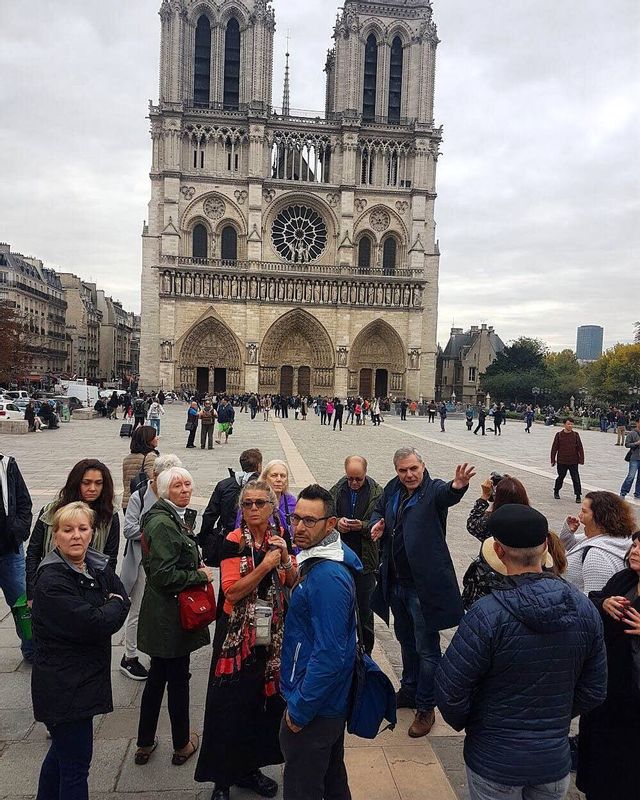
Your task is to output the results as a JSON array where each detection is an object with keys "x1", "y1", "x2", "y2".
[
  {"x1": 199, "y1": 468, "x2": 259, "y2": 565},
  {"x1": 435, "y1": 574, "x2": 606, "y2": 787},
  {"x1": 280, "y1": 540, "x2": 362, "y2": 728},
  {"x1": 559, "y1": 521, "x2": 631, "y2": 594},
  {"x1": 0, "y1": 455, "x2": 32, "y2": 556},
  {"x1": 31, "y1": 548, "x2": 129, "y2": 725}
]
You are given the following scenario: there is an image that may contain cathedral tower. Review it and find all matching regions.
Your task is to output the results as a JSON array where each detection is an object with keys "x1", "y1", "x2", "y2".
[{"x1": 140, "y1": 0, "x2": 442, "y2": 401}]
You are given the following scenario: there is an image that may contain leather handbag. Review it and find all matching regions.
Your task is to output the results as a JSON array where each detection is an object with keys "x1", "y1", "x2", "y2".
[{"x1": 178, "y1": 581, "x2": 216, "y2": 631}]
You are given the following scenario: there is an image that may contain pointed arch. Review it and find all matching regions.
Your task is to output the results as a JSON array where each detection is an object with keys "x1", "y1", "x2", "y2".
[
  {"x1": 388, "y1": 36, "x2": 403, "y2": 122},
  {"x1": 224, "y1": 17, "x2": 241, "y2": 110},
  {"x1": 349, "y1": 320, "x2": 406, "y2": 397},
  {"x1": 176, "y1": 311, "x2": 244, "y2": 392},
  {"x1": 363, "y1": 33, "x2": 378, "y2": 121},
  {"x1": 193, "y1": 14, "x2": 212, "y2": 107}
]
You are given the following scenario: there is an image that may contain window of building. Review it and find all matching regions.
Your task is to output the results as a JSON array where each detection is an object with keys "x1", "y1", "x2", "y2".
[
  {"x1": 192, "y1": 224, "x2": 208, "y2": 260},
  {"x1": 363, "y1": 34, "x2": 378, "y2": 121},
  {"x1": 382, "y1": 237, "x2": 397, "y2": 275},
  {"x1": 468, "y1": 367, "x2": 477, "y2": 382},
  {"x1": 193, "y1": 15, "x2": 211, "y2": 107},
  {"x1": 224, "y1": 18, "x2": 241, "y2": 111},
  {"x1": 358, "y1": 235, "x2": 372, "y2": 272},
  {"x1": 386, "y1": 151, "x2": 399, "y2": 187},
  {"x1": 360, "y1": 151, "x2": 375, "y2": 185},
  {"x1": 221, "y1": 225, "x2": 238, "y2": 261},
  {"x1": 388, "y1": 36, "x2": 403, "y2": 122}
]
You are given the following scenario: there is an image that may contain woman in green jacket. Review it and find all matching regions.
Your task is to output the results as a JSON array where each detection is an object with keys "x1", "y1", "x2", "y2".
[{"x1": 134, "y1": 467, "x2": 214, "y2": 767}]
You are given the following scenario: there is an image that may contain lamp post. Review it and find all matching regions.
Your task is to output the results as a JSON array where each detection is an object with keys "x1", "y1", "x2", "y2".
[{"x1": 532, "y1": 386, "x2": 540, "y2": 403}]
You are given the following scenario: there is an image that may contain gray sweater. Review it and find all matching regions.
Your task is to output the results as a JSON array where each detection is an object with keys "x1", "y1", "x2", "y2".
[
  {"x1": 559, "y1": 520, "x2": 630, "y2": 594},
  {"x1": 119, "y1": 485, "x2": 158, "y2": 595}
]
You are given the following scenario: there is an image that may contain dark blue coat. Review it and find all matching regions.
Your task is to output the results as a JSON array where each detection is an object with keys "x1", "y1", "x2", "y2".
[
  {"x1": 435, "y1": 574, "x2": 607, "y2": 786},
  {"x1": 370, "y1": 472, "x2": 467, "y2": 633}
]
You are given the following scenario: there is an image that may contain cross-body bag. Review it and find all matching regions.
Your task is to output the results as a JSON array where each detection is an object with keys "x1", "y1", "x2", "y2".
[{"x1": 178, "y1": 578, "x2": 216, "y2": 631}]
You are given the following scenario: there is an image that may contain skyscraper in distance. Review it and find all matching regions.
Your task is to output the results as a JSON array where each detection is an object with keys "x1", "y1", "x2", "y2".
[{"x1": 576, "y1": 325, "x2": 603, "y2": 361}]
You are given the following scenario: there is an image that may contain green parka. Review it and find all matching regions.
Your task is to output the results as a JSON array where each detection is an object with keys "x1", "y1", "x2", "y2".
[
  {"x1": 329, "y1": 475, "x2": 383, "y2": 574},
  {"x1": 137, "y1": 499, "x2": 210, "y2": 658}
]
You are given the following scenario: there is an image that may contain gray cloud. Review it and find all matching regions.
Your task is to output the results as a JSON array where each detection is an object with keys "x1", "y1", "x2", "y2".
[{"x1": 0, "y1": 0, "x2": 637, "y2": 351}]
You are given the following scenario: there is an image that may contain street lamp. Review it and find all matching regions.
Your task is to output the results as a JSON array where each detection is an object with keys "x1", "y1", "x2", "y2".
[
  {"x1": 532, "y1": 387, "x2": 540, "y2": 401},
  {"x1": 628, "y1": 386, "x2": 639, "y2": 396}
]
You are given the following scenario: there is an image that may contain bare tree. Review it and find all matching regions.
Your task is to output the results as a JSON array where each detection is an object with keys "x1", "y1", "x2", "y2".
[{"x1": 0, "y1": 300, "x2": 32, "y2": 385}]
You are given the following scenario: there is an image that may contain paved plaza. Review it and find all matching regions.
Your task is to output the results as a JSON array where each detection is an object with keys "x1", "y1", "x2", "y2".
[{"x1": 1, "y1": 405, "x2": 636, "y2": 799}]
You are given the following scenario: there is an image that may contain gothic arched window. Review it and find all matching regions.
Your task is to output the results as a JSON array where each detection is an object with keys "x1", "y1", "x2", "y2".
[
  {"x1": 363, "y1": 34, "x2": 378, "y2": 122},
  {"x1": 221, "y1": 225, "x2": 238, "y2": 261},
  {"x1": 192, "y1": 223, "x2": 208, "y2": 260},
  {"x1": 358, "y1": 235, "x2": 372, "y2": 273},
  {"x1": 193, "y1": 15, "x2": 211, "y2": 107},
  {"x1": 382, "y1": 236, "x2": 397, "y2": 275},
  {"x1": 388, "y1": 36, "x2": 403, "y2": 122},
  {"x1": 224, "y1": 18, "x2": 241, "y2": 111}
]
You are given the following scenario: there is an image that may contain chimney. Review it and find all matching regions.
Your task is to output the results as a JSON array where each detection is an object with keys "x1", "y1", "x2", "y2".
[{"x1": 0, "y1": 243, "x2": 10, "y2": 254}]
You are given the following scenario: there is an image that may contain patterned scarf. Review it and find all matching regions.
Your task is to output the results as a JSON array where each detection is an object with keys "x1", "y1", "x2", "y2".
[{"x1": 215, "y1": 520, "x2": 286, "y2": 697}]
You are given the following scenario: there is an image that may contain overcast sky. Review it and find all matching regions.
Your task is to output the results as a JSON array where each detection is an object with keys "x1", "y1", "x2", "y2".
[{"x1": 1, "y1": 1, "x2": 638, "y2": 351}]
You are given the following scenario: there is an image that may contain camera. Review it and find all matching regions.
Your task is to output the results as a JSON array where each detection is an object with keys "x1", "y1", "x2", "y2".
[{"x1": 490, "y1": 472, "x2": 505, "y2": 487}]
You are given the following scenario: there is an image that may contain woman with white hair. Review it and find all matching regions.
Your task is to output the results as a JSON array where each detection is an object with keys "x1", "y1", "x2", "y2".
[
  {"x1": 119, "y1": 454, "x2": 183, "y2": 681},
  {"x1": 134, "y1": 467, "x2": 214, "y2": 767}
]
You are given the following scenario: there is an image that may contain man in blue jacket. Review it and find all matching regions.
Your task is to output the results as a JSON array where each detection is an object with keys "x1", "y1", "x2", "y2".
[
  {"x1": 435, "y1": 505, "x2": 607, "y2": 800},
  {"x1": 280, "y1": 484, "x2": 361, "y2": 800},
  {"x1": 370, "y1": 447, "x2": 475, "y2": 737}
]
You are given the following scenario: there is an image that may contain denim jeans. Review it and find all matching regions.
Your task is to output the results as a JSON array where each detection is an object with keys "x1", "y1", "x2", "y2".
[
  {"x1": 0, "y1": 544, "x2": 34, "y2": 659},
  {"x1": 389, "y1": 583, "x2": 441, "y2": 710},
  {"x1": 148, "y1": 418, "x2": 160, "y2": 435},
  {"x1": 466, "y1": 767, "x2": 570, "y2": 800},
  {"x1": 620, "y1": 459, "x2": 640, "y2": 498},
  {"x1": 37, "y1": 718, "x2": 93, "y2": 800}
]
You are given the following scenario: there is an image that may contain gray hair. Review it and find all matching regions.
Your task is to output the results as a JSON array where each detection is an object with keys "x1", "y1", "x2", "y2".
[
  {"x1": 499, "y1": 542, "x2": 547, "y2": 568},
  {"x1": 393, "y1": 446, "x2": 424, "y2": 467},
  {"x1": 153, "y1": 454, "x2": 182, "y2": 477},
  {"x1": 239, "y1": 479, "x2": 277, "y2": 508},
  {"x1": 156, "y1": 467, "x2": 193, "y2": 499}
]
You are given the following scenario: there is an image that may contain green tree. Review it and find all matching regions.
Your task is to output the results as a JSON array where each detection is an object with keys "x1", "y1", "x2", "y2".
[
  {"x1": 0, "y1": 301, "x2": 31, "y2": 385},
  {"x1": 480, "y1": 337, "x2": 548, "y2": 403},
  {"x1": 584, "y1": 343, "x2": 640, "y2": 403},
  {"x1": 545, "y1": 349, "x2": 585, "y2": 405}
]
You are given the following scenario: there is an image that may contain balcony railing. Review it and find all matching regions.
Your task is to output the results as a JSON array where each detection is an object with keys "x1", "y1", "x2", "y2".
[{"x1": 175, "y1": 256, "x2": 423, "y2": 279}]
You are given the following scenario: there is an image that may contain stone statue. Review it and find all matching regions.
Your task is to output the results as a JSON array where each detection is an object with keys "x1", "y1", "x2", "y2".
[{"x1": 246, "y1": 343, "x2": 258, "y2": 364}]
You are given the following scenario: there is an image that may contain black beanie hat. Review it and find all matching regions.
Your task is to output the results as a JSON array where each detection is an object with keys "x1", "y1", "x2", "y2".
[{"x1": 487, "y1": 504, "x2": 548, "y2": 547}]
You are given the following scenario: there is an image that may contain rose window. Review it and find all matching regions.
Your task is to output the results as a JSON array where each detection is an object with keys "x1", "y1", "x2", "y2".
[{"x1": 271, "y1": 204, "x2": 327, "y2": 263}]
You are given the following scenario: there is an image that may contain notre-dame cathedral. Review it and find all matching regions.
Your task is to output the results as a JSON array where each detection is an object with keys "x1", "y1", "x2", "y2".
[{"x1": 140, "y1": 0, "x2": 442, "y2": 399}]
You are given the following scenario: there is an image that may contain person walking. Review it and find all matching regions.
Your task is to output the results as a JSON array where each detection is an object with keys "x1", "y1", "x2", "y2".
[
  {"x1": 524, "y1": 405, "x2": 534, "y2": 433},
  {"x1": 120, "y1": 454, "x2": 183, "y2": 681},
  {"x1": 319, "y1": 397, "x2": 327, "y2": 426},
  {"x1": 370, "y1": 447, "x2": 475, "y2": 737},
  {"x1": 32, "y1": 501, "x2": 130, "y2": 800},
  {"x1": 615, "y1": 409, "x2": 629, "y2": 445},
  {"x1": 435, "y1": 504, "x2": 607, "y2": 800},
  {"x1": 399, "y1": 399, "x2": 408, "y2": 421},
  {"x1": 215, "y1": 397, "x2": 235, "y2": 444},
  {"x1": 198, "y1": 399, "x2": 216, "y2": 449},
  {"x1": 493, "y1": 404, "x2": 504, "y2": 436},
  {"x1": 195, "y1": 480, "x2": 297, "y2": 799},
  {"x1": 0, "y1": 452, "x2": 34, "y2": 662},
  {"x1": 263, "y1": 395, "x2": 272, "y2": 421},
  {"x1": 146, "y1": 397, "x2": 164, "y2": 436},
  {"x1": 134, "y1": 467, "x2": 213, "y2": 767},
  {"x1": 551, "y1": 417, "x2": 584, "y2": 502},
  {"x1": 132, "y1": 393, "x2": 147, "y2": 431},
  {"x1": 121, "y1": 426, "x2": 158, "y2": 512},
  {"x1": 333, "y1": 397, "x2": 344, "y2": 431},
  {"x1": 107, "y1": 391, "x2": 119, "y2": 420},
  {"x1": 426, "y1": 401, "x2": 436, "y2": 423},
  {"x1": 474, "y1": 406, "x2": 486, "y2": 435},
  {"x1": 330, "y1": 456, "x2": 383, "y2": 654},
  {"x1": 185, "y1": 401, "x2": 199, "y2": 448},
  {"x1": 326, "y1": 399, "x2": 334, "y2": 427},
  {"x1": 439, "y1": 402, "x2": 447, "y2": 432},
  {"x1": 465, "y1": 405, "x2": 474, "y2": 431},
  {"x1": 279, "y1": 484, "x2": 360, "y2": 800},
  {"x1": 620, "y1": 418, "x2": 640, "y2": 499}
]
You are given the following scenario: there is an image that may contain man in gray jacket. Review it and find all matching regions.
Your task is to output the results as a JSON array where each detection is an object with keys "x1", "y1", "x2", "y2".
[
  {"x1": 620, "y1": 418, "x2": 640, "y2": 499},
  {"x1": 120, "y1": 454, "x2": 182, "y2": 680}
]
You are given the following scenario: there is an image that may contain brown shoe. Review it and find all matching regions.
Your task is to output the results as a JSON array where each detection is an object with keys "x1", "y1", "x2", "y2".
[{"x1": 408, "y1": 708, "x2": 435, "y2": 738}]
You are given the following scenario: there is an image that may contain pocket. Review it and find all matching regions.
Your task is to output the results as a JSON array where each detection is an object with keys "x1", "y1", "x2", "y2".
[{"x1": 290, "y1": 641, "x2": 302, "y2": 682}]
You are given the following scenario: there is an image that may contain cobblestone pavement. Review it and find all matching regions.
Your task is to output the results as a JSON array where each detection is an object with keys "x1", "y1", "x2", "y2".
[{"x1": 2, "y1": 405, "x2": 634, "y2": 798}]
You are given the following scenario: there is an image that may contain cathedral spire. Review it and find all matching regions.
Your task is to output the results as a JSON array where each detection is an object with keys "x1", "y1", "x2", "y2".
[{"x1": 282, "y1": 32, "x2": 291, "y2": 117}]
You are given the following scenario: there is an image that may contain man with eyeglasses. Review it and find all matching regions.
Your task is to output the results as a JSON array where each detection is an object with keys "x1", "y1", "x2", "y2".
[
  {"x1": 280, "y1": 484, "x2": 361, "y2": 800},
  {"x1": 330, "y1": 456, "x2": 383, "y2": 654},
  {"x1": 370, "y1": 446, "x2": 475, "y2": 738}
]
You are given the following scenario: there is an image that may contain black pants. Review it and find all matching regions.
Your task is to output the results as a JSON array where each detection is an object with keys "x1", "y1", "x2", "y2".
[
  {"x1": 333, "y1": 413, "x2": 343, "y2": 431},
  {"x1": 440, "y1": 416, "x2": 446, "y2": 431},
  {"x1": 186, "y1": 424, "x2": 197, "y2": 447},
  {"x1": 133, "y1": 415, "x2": 145, "y2": 431},
  {"x1": 354, "y1": 572, "x2": 376, "y2": 654},
  {"x1": 282, "y1": 405, "x2": 288, "y2": 418},
  {"x1": 401, "y1": 409, "x2": 407, "y2": 420},
  {"x1": 427, "y1": 411, "x2": 435, "y2": 423},
  {"x1": 554, "y1": 464, "x2": 582, "y2": 497},
  {"x1": 320, "y1": 411, "x2": 327, "y2": 425},
  {"x1": 494, "y1": 421, "x2": 502, "y2": 435},
  {"x1": 137, "y1": 655, "x2": 191, "y2": 750},
  {"x1": 280, "y1": 716, "x2": 351, "y2": 800},
  {"x1": 474, "y1": 420, "x2": 485, "y2": 435}
]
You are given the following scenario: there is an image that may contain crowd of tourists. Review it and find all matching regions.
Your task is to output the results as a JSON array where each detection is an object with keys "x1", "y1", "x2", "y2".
[{"x1": 1, "y1": 416, "x2": 639, "y2": 800}]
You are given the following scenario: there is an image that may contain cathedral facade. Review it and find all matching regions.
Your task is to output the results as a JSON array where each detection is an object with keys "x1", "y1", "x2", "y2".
[{"x1": 140, "y1": 0, "x2": 443, "y2": 399}]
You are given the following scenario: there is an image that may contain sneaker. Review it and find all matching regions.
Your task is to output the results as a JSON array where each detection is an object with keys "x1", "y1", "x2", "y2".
[
  {"x1": 408, "y1": 708, "x2": 435, "y2": 738},
  {"x1": 575, "y1": 495, "x2": 582, "y2": 504},
  {"x1": 120, "y1": 657, "x2": 148, "y2": 681}
]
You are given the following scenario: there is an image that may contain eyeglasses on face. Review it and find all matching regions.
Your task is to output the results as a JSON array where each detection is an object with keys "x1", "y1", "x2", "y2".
[
  {"x1": 290, "y1": 514, "x2": 330, "y2": 529},
  {"x1": 240, "y1": 499, "x2": 273, "y2": 510},
  {"x1": 346, "y1": 476, "x2": 365, "y2": 483}
]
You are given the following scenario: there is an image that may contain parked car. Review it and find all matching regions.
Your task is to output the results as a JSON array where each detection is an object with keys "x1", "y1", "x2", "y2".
[{"x1": 0, "y1": 402, "x2": 25, "y2": 421}]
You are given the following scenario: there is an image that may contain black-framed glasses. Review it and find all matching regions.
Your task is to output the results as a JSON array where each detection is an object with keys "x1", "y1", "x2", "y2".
[
  {"x1": 240, "y1": 499, "x2": 273, "y2": 510},
  {"x1": 290, "y1": 514, "x2": 330, "y2": 529},
  {"x1": 346, "y1": 476, "x2": 365, "y2": 483}
]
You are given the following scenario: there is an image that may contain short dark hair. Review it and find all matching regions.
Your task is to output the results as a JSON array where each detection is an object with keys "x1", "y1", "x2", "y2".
[
  {"x1": 130, "y1": 425, "x2": 157, "y2": 455},
  {"x1": 298, "y1": 484, "x2": 336, "y2": 517},
  {"x1": 239, "y1": 448, "x2": 262, "y2": 472},
  {"x1": 565, "y1": 417, "x2": 575, "y2": 424}
]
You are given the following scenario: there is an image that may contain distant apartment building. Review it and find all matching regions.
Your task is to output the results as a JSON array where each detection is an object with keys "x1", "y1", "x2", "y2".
[
  {"x1": 95, "y1": 290, "x2": 133, "y2": 382},
  {"x1": 436, "y1": 323, "x2": 504, "y2": 405},
  {"x1": 576, "y1": 325, "x2": 603, "y2": 362},
  {"x1": 59, "y1": 273, "x2": 102, "y2": 380},
  {"x1": 129, "y1": 313, "x2": 141, "y2": 378},
  {"x1": 0, "y1": 243, "x2": 68, "y2": 382}
]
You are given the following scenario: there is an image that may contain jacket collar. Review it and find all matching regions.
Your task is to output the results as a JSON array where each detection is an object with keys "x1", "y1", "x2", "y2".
[{"x1": 37, "y1": 546, "x2": 109, "y2": 575}]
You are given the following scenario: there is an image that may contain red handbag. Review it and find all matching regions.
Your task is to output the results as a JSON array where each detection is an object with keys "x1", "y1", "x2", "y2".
[{"x1": 178, "y1": 581, "x2": 216, "y2": 631}]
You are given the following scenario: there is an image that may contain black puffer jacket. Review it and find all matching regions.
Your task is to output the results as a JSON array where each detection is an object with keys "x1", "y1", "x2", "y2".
[
  {"x1": 435, "y1": 574, "x2": 607, "y2": 786},
  {"x1": 0, "y1": 456, "x2": 32, "y2": 555},
  {"x1": 31, "y1": 548, "x2": 129, "y2": 725},
  {"x1": 198, "y1": 469, "x2": 258, "y2": 566}
]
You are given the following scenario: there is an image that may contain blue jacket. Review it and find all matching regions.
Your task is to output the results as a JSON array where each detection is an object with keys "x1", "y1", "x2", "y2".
[
  {"x1": 371, "y1": 473, "x2": 467, "y2": 632},
  {"x1": 435, "y1": 574, "x2": 607, "y2": 786},
  {"x1": 217, "y1": 403, "x2": 235, "y2": 424},
  {"x1": 280, "y1": 544, "x2": 361, "y2": 728}
]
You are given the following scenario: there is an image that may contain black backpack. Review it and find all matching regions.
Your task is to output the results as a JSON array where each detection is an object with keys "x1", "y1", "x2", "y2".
[{"x1": 133, "y1": 398, "x2": 146, "y2": 416}]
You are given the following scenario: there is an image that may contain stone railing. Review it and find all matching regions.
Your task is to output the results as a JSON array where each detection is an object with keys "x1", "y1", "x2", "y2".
[{"x1": 175, "y1": 257, "x2": 422, "y2": 279}]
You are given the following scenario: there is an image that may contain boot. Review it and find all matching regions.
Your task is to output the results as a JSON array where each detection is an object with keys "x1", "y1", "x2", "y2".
[
  {"x1": 408, "y1": 708, "x2": 435, "y2": 738},
  {"x1": 554, "y1": 491, "x2": 560, "y2": 499}
]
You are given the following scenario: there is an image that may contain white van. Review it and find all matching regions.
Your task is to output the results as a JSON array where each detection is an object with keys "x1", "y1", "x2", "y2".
[{"x1": 55, "y1": 381, "x2": 100, "y2": 408}]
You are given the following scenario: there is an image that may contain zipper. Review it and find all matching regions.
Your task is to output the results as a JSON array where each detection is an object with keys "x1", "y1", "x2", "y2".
[{"x1": 290, "y1": 642, "x2": 301, "y2": 682}]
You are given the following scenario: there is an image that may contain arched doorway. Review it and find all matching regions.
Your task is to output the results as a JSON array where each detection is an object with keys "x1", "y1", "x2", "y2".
[
  {"x1": 176, "y1": 315, "x2": 243, "y2": 394},
  {"x1": 259, "y1": 309, "x2": 334, "y2": 396},
  {"x1": 280, "y1": 366, "x2": 294, "y2": 396},
  {"x1": 349, "y1": 320, "x2": 406, "y2": 398}
]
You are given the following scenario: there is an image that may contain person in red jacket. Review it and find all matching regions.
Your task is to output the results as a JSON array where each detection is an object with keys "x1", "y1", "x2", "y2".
[{"x1": 551, "y1": 417, "x2": 585, "y2": 503}]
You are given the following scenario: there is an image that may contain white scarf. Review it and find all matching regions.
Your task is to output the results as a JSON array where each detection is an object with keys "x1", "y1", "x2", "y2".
[
  {"x1": 296, "y1": 529, "x2": 345, "y2": 566},
  {"x1": 0, "y1": 456, "x2": 8, "y2": 515},
  {"x1": 165, "y1": 499, "x2": 187, "y2": 519}
]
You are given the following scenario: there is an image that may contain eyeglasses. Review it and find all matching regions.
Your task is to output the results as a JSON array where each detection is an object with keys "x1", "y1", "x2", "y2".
[
  {"x1": 346, "y1": 476, "x2": 365, "y2": 483},
  {"x1": 290, "y1": 514, "x2": 330, "y2": 529},
  {"x1": 240, "y1": 499, "x2": 273, "y2": 510}
]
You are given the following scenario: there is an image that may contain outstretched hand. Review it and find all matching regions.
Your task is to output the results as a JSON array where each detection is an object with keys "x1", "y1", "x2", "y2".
[{"x1": 452, "y1": 463, "x2": 476, "y2": 490}]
